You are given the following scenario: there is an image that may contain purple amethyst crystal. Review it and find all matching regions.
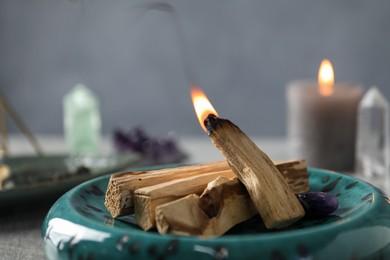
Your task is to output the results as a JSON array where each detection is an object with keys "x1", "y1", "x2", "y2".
[{"x1": 297, "y1": 192, "x2": 338, "y2": 217}]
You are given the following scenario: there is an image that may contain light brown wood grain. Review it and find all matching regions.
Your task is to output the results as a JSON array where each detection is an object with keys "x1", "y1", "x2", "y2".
[
  {"x1": 134, "y1": 170, "x2": 233, "y2": 231},
  {"x1": 155, "y1": 176, "x2": 256, "y2": 237},
  {"x1": 133, "y1": 160, "x2": 308, "y2": 231},
  {"x1": 105, "y1": 161, "x2": 228, "y2": 218},
  {"x1": 105, "y1": 159, "x2": 308, "y2": 219},
  {"x1": 205, "y1": 115, "x2": 305, "y2": 229}
]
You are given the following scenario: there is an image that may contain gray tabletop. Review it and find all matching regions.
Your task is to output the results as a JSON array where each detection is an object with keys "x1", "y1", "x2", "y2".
[{"x1": 0, "y1": 200, "x2": 55, "y2": 259}]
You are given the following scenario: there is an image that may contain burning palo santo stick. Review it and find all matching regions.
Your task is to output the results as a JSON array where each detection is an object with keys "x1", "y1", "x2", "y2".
[
  {"x1": 191, "y1": 88, "x2": 305, "y2": 229},
  {"x1": 105, "y1": 159, "x2": 308, "y2": 218}
]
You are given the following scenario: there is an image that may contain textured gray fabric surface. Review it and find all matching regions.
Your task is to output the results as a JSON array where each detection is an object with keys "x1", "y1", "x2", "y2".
[{"x1": 0, "y1": 202, "x2": 53, "y2": 260}]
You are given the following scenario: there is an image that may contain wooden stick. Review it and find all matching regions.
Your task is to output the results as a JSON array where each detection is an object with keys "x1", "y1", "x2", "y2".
[
  {"x1": 276, "y1": 160, "x2": 309, "y2": 194},
  {"x1": 134, "y1": 170, "x2": 234, "y2": 231},
  {"x1": 155, "y1": 176, "x2": 256, "y2": 237},
  {"x1": 105, "y1": 161, "x2": 228, "y2": 218},
  {"x1": 204, "y1": 114, "x2": 305, "y2": 229},
  {"x1": 133, "y1": 161, "x2": 308, "y2": 231},
  {"x1": 105, "y1": 159, "x2": 308, "y2": 218}
]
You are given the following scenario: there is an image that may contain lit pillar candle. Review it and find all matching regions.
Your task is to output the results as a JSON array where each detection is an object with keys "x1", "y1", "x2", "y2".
[{"x1": 287, "y1": 59, "x2": 363, "y2": 171}]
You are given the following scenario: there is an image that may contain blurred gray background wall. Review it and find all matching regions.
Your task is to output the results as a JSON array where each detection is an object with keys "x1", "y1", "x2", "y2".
[{"x1": 1, "y1": 0, "x2": 389, "y2": 136}]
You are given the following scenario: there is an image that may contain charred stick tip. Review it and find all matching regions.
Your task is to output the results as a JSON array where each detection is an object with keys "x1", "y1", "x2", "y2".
[{"x1": 204, "y1": 114, "x2": 220, "y2": 135}]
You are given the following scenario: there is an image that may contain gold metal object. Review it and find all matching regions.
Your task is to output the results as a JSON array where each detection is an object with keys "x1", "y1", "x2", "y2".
[
  {"x1": 0, "y1": 164, "x2": 10, "y2": 189},
  {"x1": 0, "y1": 91, "x2": 43, "y2": 157},
  {"x1": 0, "y1": 96, "x2": 8, "y2": 157}
]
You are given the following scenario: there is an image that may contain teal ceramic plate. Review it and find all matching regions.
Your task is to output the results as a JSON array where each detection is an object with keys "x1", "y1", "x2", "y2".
[
  {"x1": 0, "y1": 154, "x2": 138, "y2": 206},
  {"x1": 42, "y1": 168, "x2": 390, "y2": 260}
]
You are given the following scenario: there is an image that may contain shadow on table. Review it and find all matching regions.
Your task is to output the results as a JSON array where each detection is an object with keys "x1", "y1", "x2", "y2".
[{"x1": 0, "y1": 195, "x2": 58, "y2": 232}]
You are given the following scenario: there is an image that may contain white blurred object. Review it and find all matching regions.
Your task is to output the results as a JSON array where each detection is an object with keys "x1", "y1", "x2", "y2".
[
  {"x1": 355, "y1": 86, "x2": 390, "y2": 193},
  {"x1": 63, "y1": 84, "x2": 102, "y2": 155}
]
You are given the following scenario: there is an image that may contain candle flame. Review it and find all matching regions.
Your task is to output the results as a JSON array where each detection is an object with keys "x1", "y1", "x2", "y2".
[
  {"x1": 190, "y1": 86, "x2": 218, "y2": 132},
  {"x1": 318, "y1": 59, "x2": 334, "y2": 96}
]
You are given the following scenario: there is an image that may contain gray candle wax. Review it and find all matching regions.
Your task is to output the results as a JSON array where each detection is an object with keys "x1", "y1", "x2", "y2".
[{"x1": 287, "y1": 80, "x2": 363, "y2": 171}]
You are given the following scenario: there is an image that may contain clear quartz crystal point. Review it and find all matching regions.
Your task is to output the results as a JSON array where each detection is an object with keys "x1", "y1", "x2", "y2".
[
  {"x1": 64, "y1": 84, "x2": 101, "y2": 155},
  {"x1": 355, "y1": 86, "x2": 390, "y2": 193}
]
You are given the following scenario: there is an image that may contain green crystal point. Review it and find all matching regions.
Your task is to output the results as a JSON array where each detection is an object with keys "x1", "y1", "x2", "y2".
[{"x1": 64, "y1": 84, "x2": 101, "y2": 155}]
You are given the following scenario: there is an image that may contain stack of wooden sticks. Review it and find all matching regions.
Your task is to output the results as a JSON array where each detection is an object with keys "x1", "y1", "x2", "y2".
[{"x1": 105, "y1": 159, "x2": 308, "y2": 237}]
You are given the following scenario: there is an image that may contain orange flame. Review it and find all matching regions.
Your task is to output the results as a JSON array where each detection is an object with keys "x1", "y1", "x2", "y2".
[
  {"x1": 190, "y1": 87, "x2": 218, "y2": 132},
  {"x1": 318, "y1": 59, "x2": 334, "y2": 96}
]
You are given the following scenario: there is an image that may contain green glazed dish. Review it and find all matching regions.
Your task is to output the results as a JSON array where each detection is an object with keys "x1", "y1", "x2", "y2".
[
  {"x1": 0, "y1": 154, "x2": 138, "y2": 206},
  {"x1": 42, "y1": 167, "x2": 390, "y2": 259}
]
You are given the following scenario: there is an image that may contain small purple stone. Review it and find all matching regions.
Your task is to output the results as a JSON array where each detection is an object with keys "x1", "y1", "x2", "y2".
[{"x1": 297, "y1": 192, "x2": 338, "y2": 217}]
